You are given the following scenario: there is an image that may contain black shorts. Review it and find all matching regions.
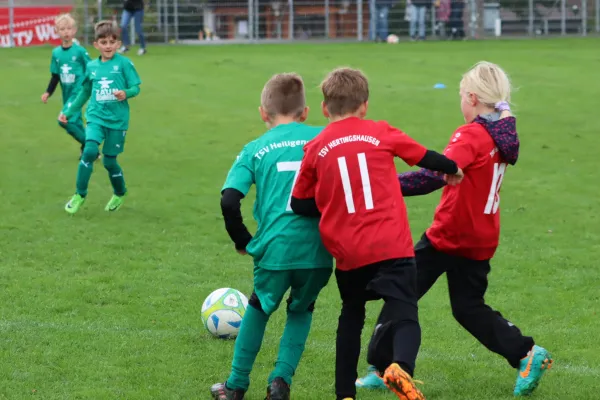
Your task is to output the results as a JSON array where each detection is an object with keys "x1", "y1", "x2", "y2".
[{"x1": 335, "y1": 257, "x2": 418, "y2": 308}]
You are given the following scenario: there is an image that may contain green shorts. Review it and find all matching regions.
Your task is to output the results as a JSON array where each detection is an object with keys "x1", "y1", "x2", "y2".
[
  {"x1": 86, "y1": 122, "x2": 127, "y2": 156},
  {"x1": 253, "y1": 266, "x2": 332, "y2": 316},
  {"x1": 60, "y1": 101, "x2": 83, "y2": 127}
]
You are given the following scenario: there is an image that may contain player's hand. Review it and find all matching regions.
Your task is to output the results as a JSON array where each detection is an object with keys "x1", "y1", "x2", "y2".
[
  {"x1": 236, "y1": 249, "x2": 248, "y2": 256},
  {"x1": 41, "y1": 92, "x2": 50, "y2": 103},
  {"x1": 444, "y1": 168, "x2": 464, "y2": 185},
  {"x1": 114, "y1": 90, "x2": 126, "y2": 101},
  {"x1": 58, "y1": 113, "x2": 68, "y2": 124}
]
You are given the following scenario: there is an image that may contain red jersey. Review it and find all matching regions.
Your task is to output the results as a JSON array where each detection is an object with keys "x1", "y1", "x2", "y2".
[
  {"x1": 426, "y1": 117, "x2": 520, "y2": 260},
  {"x1": 292, "y1": 117, "x2": 427, "y2": 271}
]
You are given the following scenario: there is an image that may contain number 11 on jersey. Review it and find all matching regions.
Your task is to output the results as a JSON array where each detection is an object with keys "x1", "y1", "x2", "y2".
[{"x1": 338, "y1": 153, "x2": 373, "y2": 214}]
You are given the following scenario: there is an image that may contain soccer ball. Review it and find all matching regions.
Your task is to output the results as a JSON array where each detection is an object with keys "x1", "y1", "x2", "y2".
[
  {"x1": 201, "y1": 288, "x2": 248, "y2": 339},
  {"x1": 387, "y1": 34, "x2": 399, "y2": 44}
]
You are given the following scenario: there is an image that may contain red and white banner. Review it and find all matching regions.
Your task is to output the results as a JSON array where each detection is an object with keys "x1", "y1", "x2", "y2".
[{"x1": 0, "y1": 6, "x2": 73, "y2": 48}]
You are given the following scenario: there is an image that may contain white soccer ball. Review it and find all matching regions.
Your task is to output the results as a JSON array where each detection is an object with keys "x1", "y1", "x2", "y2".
[
  {"x1": 387, "y1": 34, "x2": 399, "y2": 44},
  {"x1": 201, "y1": 288, "x2": 248, "y2": 339}
]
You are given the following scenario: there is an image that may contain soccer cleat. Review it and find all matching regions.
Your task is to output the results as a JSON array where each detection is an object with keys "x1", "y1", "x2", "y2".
[
  {"x1": 137, "y1": 48, "x2": 147, "y2": 56},
  {"x1": 356, "y1": 366, "x2": 387, "y2": 389},
  {"x1": 118, "y1": 46, "x2": 129, "y2": 54},
  {"x1": 105, "y1": 194, "x2": 125, "y2": 212},
  {"x1": 383, "y1": 363, "x2": 425, "y2": 400},
  {"x1": 265, "y1": 377, "x2": 290, "y2": 400},
  {"x1": 513, "y1": 345, "x2": 553, "y2": 396},
  {"x1": 65, "y1": 194, "x2": 85, "y2": 214},
  {"x1": 210, "y1": 382, "x2": 245, "y2": 400}
]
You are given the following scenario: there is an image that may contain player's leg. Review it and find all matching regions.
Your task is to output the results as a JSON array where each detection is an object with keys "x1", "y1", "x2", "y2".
[
  {"x1": 217, "y1": 267, "x2": 290, "y2": 397},
  {"x1": 65, "y1": 124, "x2": 104, "y2": 214},
  {"x1": 335, "y1": 266, "x2": 373, "y2": 400},
  {"x1": 102, "y1": 129, "x2": 127, "y2": 211},
  {"x1": 446, "y1": 259, "x2": 552, "y2": 396},
  {"x1": 265, "y1": 268, "x2": 332, "y2": 399},
  {"x1": 58, "y1": 100, "x2": 86, "y2": 148},
  {"x1": 366, "y1": 258, "x2": 425, "y2": 400},
  {"x1": 357, "y1": 235, "x2": 448, "y2": 390}
]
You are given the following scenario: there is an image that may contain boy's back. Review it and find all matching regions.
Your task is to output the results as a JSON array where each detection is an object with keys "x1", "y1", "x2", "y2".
[
  {"x1": 295, "y1": 117, "x2": 426, "y2": 270},
  {"x1": 223, "y1": 122, "x2": 331, "y2": 270}
]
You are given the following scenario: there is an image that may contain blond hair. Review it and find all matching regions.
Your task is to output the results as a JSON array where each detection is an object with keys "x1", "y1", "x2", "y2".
[
  {"x1": 460, "y1": 61, "x2": 512, "y2": 108},
  {"x1": 261, "y1": 73, "x2": 306, "y2": 118},
  {"x1": 55, "y1": 13, "x2": 76, "y2": 28},
  {"x1": 94, "y1": 20, "x2": 119, "y2": 41},
  {"x1": 320, "y1": 67, "x2": 369, "y2": 117}
]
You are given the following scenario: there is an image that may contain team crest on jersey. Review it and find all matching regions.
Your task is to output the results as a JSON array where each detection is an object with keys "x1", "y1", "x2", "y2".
[
  {"x1": 95, "y1": 77, "x2": 118, "y2": 101},
  {"x1": 111, "y1": 65, "x2": 120, "y2": 74},
  {"x1": 72, "y1": 56, "x2": 76, "y2": 61},
  {"x1": 60, "y1": 64, "x2": 76, "y2": 84}
]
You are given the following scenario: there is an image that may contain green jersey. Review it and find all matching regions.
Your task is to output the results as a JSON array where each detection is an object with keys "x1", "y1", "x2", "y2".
[
  {"x1": 222, "y1": 122, "x2": 332, "y2": 271},
  {"x1": 49, "y1": 43, "x2": 91, "y2": 104},
  {"x1": 68, "y1": 54, "x2": 142, "y2": 131}
]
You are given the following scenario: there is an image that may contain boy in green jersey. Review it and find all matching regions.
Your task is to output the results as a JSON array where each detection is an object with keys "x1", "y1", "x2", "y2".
[
  {"x1": 59, "y1": 21, "x2": 142, "y2": 214},
  {"x1": 41, "y1": 14, "x2": 91, "y2": 154},
  {"x1": 211, "y1": 73, "x2": 333, "y2": 400}
]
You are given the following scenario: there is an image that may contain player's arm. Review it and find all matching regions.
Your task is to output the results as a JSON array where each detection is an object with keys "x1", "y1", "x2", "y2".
[
  {"x1": 398, "y1": 168, "x2": 446, "y2": 197},
  {"x1": 221, "y1": 147, "x2": 254, "y2": 253},
  {"x1": 123, "y1": 59, "x2": 142, "y2": 99},
  {"x1": 386, "y1": 123, "x2": 461, "y2": 175},
  {"x1": 42, "y1": 53, "x2": 60, "y2": 102},
  {"x1": 62, "y1": 77, "x2": 92, "y2": 119},
  {"x1": 291, "y1": 146, "x2": 320, "y2": 218}
]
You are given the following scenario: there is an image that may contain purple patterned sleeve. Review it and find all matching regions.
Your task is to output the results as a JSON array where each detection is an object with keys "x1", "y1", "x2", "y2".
[{"x1": 398, "y1": 169, "x2": 447, "y2": 197}]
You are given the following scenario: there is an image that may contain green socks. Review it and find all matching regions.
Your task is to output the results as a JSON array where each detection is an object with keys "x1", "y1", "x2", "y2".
[
  {"x1": 103, "y1": 156, "x2": 126, "y2": 196},
  {"x1": 227, "y1": 304, "x2": 269, "y2": 391},
  {"x1": 75, "y1": 142, "x2": 98, "y2": 196},
  {"x1": 269, "y1": 310, "x2": 313, "y2": 386},
  {"x1": 59, "y1": 121, "x2": 86, "y2": 145}
]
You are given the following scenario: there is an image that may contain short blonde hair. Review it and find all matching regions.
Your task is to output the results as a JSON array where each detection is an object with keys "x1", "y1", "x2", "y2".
[
  {"x1": 321, "y1": 67, "x2": 369, "y2": 117},
  {"x1": 460, "y1": 61, "x2": 512, "y2": 108},
  {"x1": 261, "y1": 73, "x2": 306, "y2": 118},
  {"x1": 55, "y1": 13, "x2": 76, "y2": 28}
]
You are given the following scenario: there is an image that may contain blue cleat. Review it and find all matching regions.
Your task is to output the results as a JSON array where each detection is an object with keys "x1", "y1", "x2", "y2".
[
  {"x1": 356, "y1": 365, "x2": 387, "y2": 390},
  {"x1": 514, "y1": 345, "x2": 553, "y2": 396}
]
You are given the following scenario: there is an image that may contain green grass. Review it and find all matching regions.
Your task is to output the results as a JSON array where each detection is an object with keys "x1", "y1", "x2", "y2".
[{"x1": 1, "y1": 38, "x2": 599, "y2": 400}]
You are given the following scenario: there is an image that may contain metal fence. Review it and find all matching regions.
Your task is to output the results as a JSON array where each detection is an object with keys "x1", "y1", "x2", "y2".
[{"x1": 2, "y1": 0, "x2": 599, "y2": 48}]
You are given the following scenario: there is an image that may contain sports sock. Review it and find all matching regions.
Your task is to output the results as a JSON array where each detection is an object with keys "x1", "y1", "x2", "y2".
[
  {"x1": 269, "y1": 310, "x2": 313, "y2": 386},
  {"x1": 226, "y1": 304, "x2": 269, "y2": 391},
  {"x1": 103, "y1": 156, "x2": 126, "y2": 196},
  {"x1": 76, "y1": 140, "x2": 99, "y2": 197}
]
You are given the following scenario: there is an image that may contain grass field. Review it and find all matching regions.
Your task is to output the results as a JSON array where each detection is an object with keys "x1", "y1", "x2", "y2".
[{"x1": 1, "y1": 38, "x2": 600, "y2": 400}]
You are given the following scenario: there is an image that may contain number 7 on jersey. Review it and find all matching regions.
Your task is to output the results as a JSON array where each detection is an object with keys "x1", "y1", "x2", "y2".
[{"x1": 276, "y1": 161, "x2": 302, "y2": 211}]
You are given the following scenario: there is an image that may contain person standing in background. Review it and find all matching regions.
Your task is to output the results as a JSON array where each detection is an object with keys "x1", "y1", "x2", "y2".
[
  {"x1": 118, "y1": 0, "x2": 147, "y2": 55},
  {"x1": 370, "y1": 0, "x2": 397, "y2": 42},
  {"x1": 408, "y1": 0, "x2": 431, "y2": 41},
  {"x1": 449, "y1": 0, "x2": 466, "y2": 40}
]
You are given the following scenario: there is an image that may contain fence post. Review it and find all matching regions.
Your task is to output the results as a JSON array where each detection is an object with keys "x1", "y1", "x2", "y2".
[
  {"x1": 357, "y1": 0, "x2": 363, "y2": 41},
  {"x1": 582, "y1": 0, "x2": 587, "y2": 36},
  {"x1": 164, "y1": 1, "x2": 169, "y2": 43},
  {"x1": 131, "y1": 21, "x2": 136, "y2": 44},
  {"x1": 157, "y1": 0, "x2": 162, "y2": 30},
  {"x1": 97, "y1": 0, "x2": 103, "y2": 21},
  {"x1": 83, "y1": 0, "x2": 89, "y2": 45},
  {"x1": 561, "y1": 0, "x2": 566, "y2": 35},
  {"x1": 254, "y1": 0, "x2": 259, "y2": 39},
  {"x1": 248, "y1": 0, "x2": 253, "y2": 40},
  {"x1": 368, "y1": 0, "x2": 375, "y2": 41},
  {"x1": 325, "y1": 0, "x2": 330, "y2": 38},
  {"x1": 8, "y1": 0, "x2": 14, "y2": 47},
  {"x1": 174, "y1": 0, "x2": 179, "y2": 42},
  {"x1": 431, "y1": 3, "x2": 437, "y2": 39},
  {"x1": 289, "y1": 0, "x2": 294, "y2": 40},
  {"x1": 528, "y1": 0, "x2": 534, "y2": 36}
]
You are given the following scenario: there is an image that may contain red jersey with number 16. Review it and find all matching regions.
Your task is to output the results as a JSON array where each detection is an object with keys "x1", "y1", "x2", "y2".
[
  {"x1": 426, "y1": 116, "x2": 520, "y2": 260},
  {"x1": 292, "y1": 117, "x2": 427, "y2": 271}
]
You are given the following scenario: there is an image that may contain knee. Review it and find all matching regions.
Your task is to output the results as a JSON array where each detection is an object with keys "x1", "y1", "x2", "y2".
[
  {"x1": 81, "y1": 141, "x2": 99, "y2": 162},
  {"x1": 286, "y1": 296, "x2": 316, "y2": 313},
  {"x1": 451, "y1": 299, "x2": 476, "y2": 325},
  {"x1": 340, "y1": 302, "x2": 366, "y2": 322},
  {"x1": 102, "y1": 155, "x2": 118, "y2": 171}
]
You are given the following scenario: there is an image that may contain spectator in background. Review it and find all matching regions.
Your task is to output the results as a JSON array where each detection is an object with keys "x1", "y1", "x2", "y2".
[
  {"x1": 435, "y1": 0, "x2": 451, "y2": 38},
  {"x1": 118, "y1": 0, "x2": 147, "y2": 55},
  {"x1": 449, "y1": 0, "x2": 466, "y2": 40},
  {"x1": 408, "y1": 0, "x2": 431, "y2": 41},
  {"x1": 371, "y1": 0, "x2": 397, "y2": 42}
]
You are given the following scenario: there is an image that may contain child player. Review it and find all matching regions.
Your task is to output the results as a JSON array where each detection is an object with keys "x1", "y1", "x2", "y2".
[
  {"x1": 211, "y1": 73, "x2": 333, "y2": 400},
  {"x1": 59, "y1": 21, "x2": 142, "y2": 214},
  {"x1": 41, "y1": 14, "x2": 91, "y2": 155},
  {"x1": 290, "y1": 67, "x2": 463, "y2": 400},
  {"x1": 356, "y1": 62, "x2": 553, "y2": 396}
]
